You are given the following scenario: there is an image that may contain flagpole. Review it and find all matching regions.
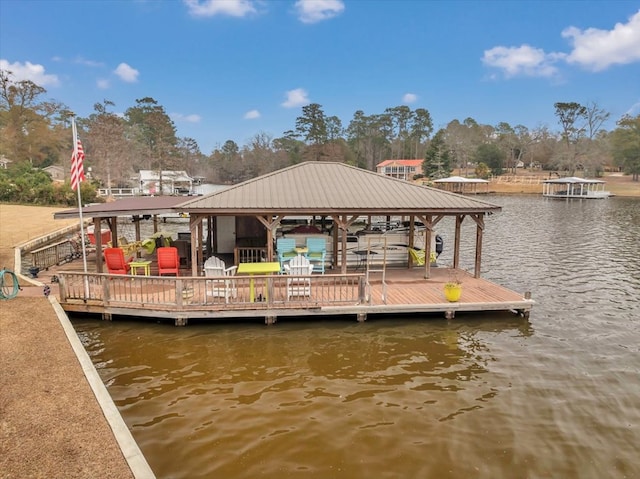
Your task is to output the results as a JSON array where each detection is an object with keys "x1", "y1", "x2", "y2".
[{"x1": 72, "y1": 117, "x2": 89, "y2": 298}]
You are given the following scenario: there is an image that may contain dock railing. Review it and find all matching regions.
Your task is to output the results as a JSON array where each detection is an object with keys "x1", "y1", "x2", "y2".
[
  {"x1": 57, "y1": 271, "x2": 364, "y2": 313},
  {"x1": 234, "y1": 247, "x2": 268, "y2": 265},
  {"x1": 31, "y1": 240, "x2": 77, "y2": 270}
]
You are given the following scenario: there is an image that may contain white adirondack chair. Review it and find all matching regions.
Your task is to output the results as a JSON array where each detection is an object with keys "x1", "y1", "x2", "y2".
[
  {"x1": 204, "y1": 256, "x2": 237, "y2": 302},
  {"x1": 284, "y1": 255, "x2": 314, "y2": 300}
]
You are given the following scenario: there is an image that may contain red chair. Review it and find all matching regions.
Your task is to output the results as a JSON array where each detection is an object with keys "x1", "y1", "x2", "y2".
[
  {"x1": 104, "y1": 248, "x2": 131, "y2": 275},
  {"x1": 157, "y1": 246, "x2": 180, "y2": 276}
]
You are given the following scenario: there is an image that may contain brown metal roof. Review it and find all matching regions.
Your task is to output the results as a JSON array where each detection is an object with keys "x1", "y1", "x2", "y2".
[
  {"x1": 53, "y1": 195, "x2": 189, "y2": 219},
  {"x1": 177, "y1": 162, "x2": 502, "y2": 215}
]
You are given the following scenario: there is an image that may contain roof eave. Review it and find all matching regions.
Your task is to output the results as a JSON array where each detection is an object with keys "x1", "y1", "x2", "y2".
[{"x1": 182, "y1": 206, "x2": 502, "y2": 216}]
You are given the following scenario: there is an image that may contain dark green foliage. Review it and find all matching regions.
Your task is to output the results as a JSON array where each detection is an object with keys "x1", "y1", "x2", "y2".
[
  {"x1": 473, "y1": 144, "x2": 506, "y2": 176},
  {"x1": 475, "y1": 162, "x2": 490, "y2": 179},
  {"x1": 610, "y1": 115, "x2": 640, "y2": 181},
  {"x1": 423, "y1": 130, "x2": 453, "y2": 179},
  {"x1": 0, "y1": 162, "x2": 99, "y2": 205}
]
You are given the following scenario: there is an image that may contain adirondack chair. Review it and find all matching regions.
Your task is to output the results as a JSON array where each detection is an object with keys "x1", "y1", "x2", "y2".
[
  {"x1": 284, "y1": 255, "x2": 314, "y2": 300},
  {"x1": 305, "y1": 237, "x2": 327, "y2": 273},
  {"x1": 276, "y1": 237, "x2": 297, "y2": 272},
  {"x1": 157, "y1": 246, "x2": 180, "y2": 276},
  {"x1": 204, "y1": 256, "x2": 237, "y2": 302},
  {"x1": 104, "y1": 248, "x2": 132, "y2": 275}
]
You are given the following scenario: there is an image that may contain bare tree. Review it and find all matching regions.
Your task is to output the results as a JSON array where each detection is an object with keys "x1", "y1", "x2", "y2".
[
  {"x1": 554, "y1": 102, "x2": 588, "y2": 173},
  {"x1": 83, "y1": 100, "x2": 133, "y2": 194}
]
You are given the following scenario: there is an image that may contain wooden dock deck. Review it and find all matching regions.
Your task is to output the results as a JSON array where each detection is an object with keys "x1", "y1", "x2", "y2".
[{"x1": 53, "y1": 263, "x2": 533, "y2": 325}]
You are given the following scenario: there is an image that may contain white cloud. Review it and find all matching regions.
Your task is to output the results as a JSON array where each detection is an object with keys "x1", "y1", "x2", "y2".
[
  {"x1": 403, "y1": 93, "x2": 418, "y2": 104},
  {"x1": 625, "y1": 100, "x2": 640, "y2": 117},
  {"x1": 97, "y1": 78, "x2": 110, "y2": 89},
  {"x1": 184, "y1": 0, "x2": 257, "y2": 18},
  {"x1": 281, "y1": 88, "x2": 309, "y2": 108},
  {"x1": 244, "y1": 109, "x2": 261, "y2": 119},
  {"x1": 483, "y1": 10, "x2": 640, "y2": 79},
  {"x1": 74, "y1": 56, "x2": 104, "y2": 68},
  {"x1": 0, "y1": 59, "x2": 59, "y2": 86},
  {"x1": 114, "y1": 63, "x2": 139, "y2": 83},
  {"x1": 562, "y1": 10, "x2": 640, "y2": 71},
  {"x1": 482, "y1": 45, "x2": 562, "y2": 78},
  {"x1": 171, "y1": 113, "x2": 202, "y2": 123},
  {"x1": 295, "y1": 0, "x2": 344, "y2": 24}
]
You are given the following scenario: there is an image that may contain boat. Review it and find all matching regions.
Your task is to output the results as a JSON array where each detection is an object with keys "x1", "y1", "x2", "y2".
[
  {"x1": 282, "y1": 218, "x2": 444, "y2": 269},
  {"x1": 542, "y1": 176, "x2": 612, "y2": 199}
]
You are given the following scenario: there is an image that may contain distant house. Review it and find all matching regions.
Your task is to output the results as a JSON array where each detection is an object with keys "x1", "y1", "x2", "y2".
[
  {"x1": 376, "y1": 159, "x2": 423, "y2": 181},
  {"x1": 138, "y1": 170, "x2": 194, "y2": 195},
  {"x1": 43, "y1": 165, "x2": 66, "y2": 182}
]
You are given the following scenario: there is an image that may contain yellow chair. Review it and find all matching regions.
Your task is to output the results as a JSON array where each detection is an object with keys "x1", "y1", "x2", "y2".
[{"x1": 409, "y1": 248, "x2": 437, "y2": 266}]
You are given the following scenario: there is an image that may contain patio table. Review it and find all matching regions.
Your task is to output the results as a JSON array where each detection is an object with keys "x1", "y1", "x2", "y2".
[
  {"x1": 129, "y1": 260, "x2": 152, "y2": 276},
  {"x1": 237, "y1": 262, "x2": 281, "y2": 302}
]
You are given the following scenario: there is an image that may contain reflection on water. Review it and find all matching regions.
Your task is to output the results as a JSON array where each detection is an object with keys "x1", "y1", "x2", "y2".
[{"x1": 74, "y1": 197, "x2": 640, "y2": 479}]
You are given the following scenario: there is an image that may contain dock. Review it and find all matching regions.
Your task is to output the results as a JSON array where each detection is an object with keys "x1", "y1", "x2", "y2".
[{"x1": 55, "y1": 266, "x2": 533, "y2": 326}]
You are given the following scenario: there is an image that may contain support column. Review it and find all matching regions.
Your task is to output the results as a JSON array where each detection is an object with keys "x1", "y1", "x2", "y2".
[{"x1": 453, "y1": 215, "x2": 463, "y2": 270}]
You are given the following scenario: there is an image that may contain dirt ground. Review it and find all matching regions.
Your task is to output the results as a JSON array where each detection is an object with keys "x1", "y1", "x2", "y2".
[
  {"x1": 0, "y1": 297, "x2": 135, "y2": 479},
  {"x1": 0, "y1": 205, "x2": 136, "y2": 477},
  {"x1": 0, "y1": 204, "x2": 78, "y2": 274}
]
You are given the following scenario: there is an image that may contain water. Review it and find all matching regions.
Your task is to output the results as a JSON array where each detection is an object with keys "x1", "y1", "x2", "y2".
[{"x1": 73, "y1": 196, "x2": 640, "y2": 479}]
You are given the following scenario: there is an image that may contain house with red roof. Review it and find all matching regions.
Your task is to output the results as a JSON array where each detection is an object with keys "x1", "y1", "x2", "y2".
[{"x1": 376, "y1": 159, "x2": 423, "y2": 181}]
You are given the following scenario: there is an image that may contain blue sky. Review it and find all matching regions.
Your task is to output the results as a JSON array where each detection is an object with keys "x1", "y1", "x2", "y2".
[{"x1": 1, "y1": 0, "x2": 639, "y2": 155}]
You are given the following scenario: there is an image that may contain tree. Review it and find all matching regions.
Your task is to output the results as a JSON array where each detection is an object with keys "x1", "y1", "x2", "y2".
[
  {"x1": 324, "y1": 115, "x2": 345, "y2": 162},
  {"x1": 0, "y1": 69, "x2": 68, "y2": 167},
  {"x1": 241, "y1": 132, "x2": 287, "y2": 177},
  {"x1": 473, "y1": 143, "x2": 505, "y2": 176},
  {"x1": 176, "y1": 136, "x2": 205, "y2": 175},
  {"x1": 212, "y1": 140, "x2": 244, "y2": 183},
  {"x1": 610, "y1": 114, "x2": 640, "y2": 181},
  {"x1": 83, "y1": 100, "x2": 132, "y2": 194},
  {"x1": 125, "y1": 97, "x2": 178, "y2": 194},
  {"x1": 409, "y1": 108, "x2": 433, "y2": 159},
  {"x1": 385, "y1": 105, "x2": 412, "y2": 158},
  {"x1": 0, "y1": 160, "x2": 99, "y2": 205},
  {"x1": 423, "y1": 130, "x2": 453, "y2": 179},
  {"x1": 495, "y1": 122, "x2": 518, "y2": 173},
  {"x1": 527, "y1": 125, "x2": 556, "y2": 170},
  {"x1": 346, "y1": 111, "x2": 391, "y2": 170},
  {"x1": 295, "y1": 103, "x2": 328, "y2": 161},
  {"x1": 475, "y1": 162, "x2": 490, "y2": 179},
  {"x1": 554, "y1": 101, "x2": 588, "y2": 173},
  {"x1": 274, "y1": 130, "x2": 304, "y2": 165},
  {"x1": 443, "y1": 118, "x2": 488, "y2": 175}
]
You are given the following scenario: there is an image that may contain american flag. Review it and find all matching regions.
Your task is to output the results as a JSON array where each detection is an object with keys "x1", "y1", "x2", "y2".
[{"x1": 70, "y1": 139, "x2": 85, "y2": 191}]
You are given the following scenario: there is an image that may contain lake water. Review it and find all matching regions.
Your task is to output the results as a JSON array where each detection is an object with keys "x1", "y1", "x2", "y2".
[{"x1": 73, "y1": 196, "x2": 640, "y2": 479}]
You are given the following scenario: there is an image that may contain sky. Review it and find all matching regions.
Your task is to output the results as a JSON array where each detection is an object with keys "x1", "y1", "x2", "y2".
[{"x1": 1, "y1": 0, "x2": 639, "y2": 155}]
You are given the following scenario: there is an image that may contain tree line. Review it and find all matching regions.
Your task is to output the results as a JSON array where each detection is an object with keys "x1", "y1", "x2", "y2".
[{"x1": 1, "y1": 69, "x2": 638, "y2": 205}]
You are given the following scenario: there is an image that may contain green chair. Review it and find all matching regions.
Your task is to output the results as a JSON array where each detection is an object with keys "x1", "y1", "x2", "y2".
[
  {"x1": 276, "y1": 238, "x2": 297, "y2": 272},
  {"x1": 305, "y1": 238, "x2": 327, "y2": 273}
]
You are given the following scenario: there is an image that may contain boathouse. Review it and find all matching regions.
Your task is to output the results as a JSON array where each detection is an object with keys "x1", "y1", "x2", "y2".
[{"x1": 53, "y1": 162, "x2": 533, "y2": 324}]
